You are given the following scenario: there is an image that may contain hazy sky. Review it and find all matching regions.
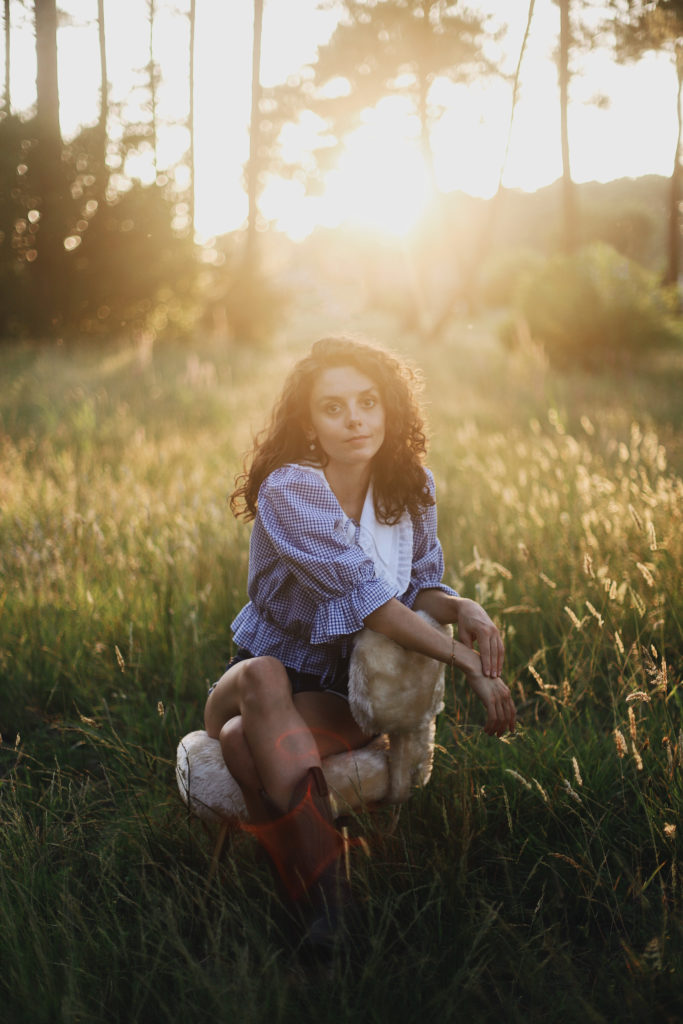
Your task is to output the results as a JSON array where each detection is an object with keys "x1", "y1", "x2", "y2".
[{"x1": 3, "y1": 0, "x2": 678, "y2": 239}]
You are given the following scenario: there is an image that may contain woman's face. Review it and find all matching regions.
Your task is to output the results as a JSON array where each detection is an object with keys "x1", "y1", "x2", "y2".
[{"x1": 306, "y1": 364, "x2": 386, "y2": 471}]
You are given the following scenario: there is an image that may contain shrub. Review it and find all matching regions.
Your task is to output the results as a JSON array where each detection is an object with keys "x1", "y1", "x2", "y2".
[
  {"x1": 479, "y1": 246, "x2": 544, "y2": 309},
  {"x1": 505, "y1": 242, "x2": 681, "y2": 371}
]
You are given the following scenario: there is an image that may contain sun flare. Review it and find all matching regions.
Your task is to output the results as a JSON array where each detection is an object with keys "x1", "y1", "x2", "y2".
[
  {"x1": 261, "y1": 98, "x2": 432, "y2": 241},
  {"x1": 8, "y1": 0, "x2": 678, "y2": 242},
  {"x1": 330, "y1": 118, "x2": 431, "y2": 237}
]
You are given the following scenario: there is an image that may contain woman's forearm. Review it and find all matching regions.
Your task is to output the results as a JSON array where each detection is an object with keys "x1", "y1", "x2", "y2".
[
  {"x1": 411, "y1": 588, "x2": 461, "y2": 624},
  {"x1": 364, "y1": 598, "x2": 515, "y2": 735},
  {"x1": 412, "y1": 589, "x2": 504, "y2": 679},
  {"x1": 363, "y1": 597, "x2": 481, "y2": 677}
]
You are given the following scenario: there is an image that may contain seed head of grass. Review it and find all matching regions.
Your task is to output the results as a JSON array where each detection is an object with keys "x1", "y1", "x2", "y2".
[
  {"x1": 585, "y1": 600, "x2": 604, "y2": 627},
  {"x1": 628, "y1": 706, "x2": 638, "y2": 743},
  {"x1": 629, "y1": 504, "x2": 644, "y2": 531},
  {"x1": 564, "y1": 605, "x2": 583, "y2": 630},
  {"x1": 562, "y1": 779, "x2": 582, "y2": 804},
  {"x1": 533, "y1": 778, "x2": 549, "y2": 803},
  {"x1": 504, "y1": 769, "x2": 531, "y2": 790},
  {"x1": 528, "y1": 665, "x2": 545, "y2": 690},
  {"x1": 636, "y1": 562, "x2": 655, "y2": 587}
]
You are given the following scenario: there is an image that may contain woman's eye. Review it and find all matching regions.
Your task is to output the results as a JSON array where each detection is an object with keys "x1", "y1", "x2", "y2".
[
  {"x1": 362, "y1": 397, "x2": 376, "y2": 408},
  {"x1": 324, "y1": 404, "x2": 341, "y2": 414}
]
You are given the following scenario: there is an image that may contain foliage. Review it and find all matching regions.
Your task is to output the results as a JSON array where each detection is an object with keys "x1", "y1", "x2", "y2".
[
  {"x1": 612, "y1": 0, "x2": 683, "y2": 56},
  {"x1": 579, "y1": 199, "x2": 656, "y2": 262},
  {"x1": 609, "y1": 0, "x2": 683, "y2": 286},
  {"x1": 503, "y1": 242, "x2": 682, "y2": 370},
  {"x1": 264, "y1": 0, "x2": 492, "y2": 195},
  {"x1": 196, "y1": 231, "x2": 290, "y2": 346},
  {"x1": 0, "y1": 328, "x2": 682, "y2": 1021},
  {"x1": 478, "y1": 246, "x2": 545, "y2": 309},
  {"x1": 0, "y1": 116, "x2": 198, "y2": 339}
]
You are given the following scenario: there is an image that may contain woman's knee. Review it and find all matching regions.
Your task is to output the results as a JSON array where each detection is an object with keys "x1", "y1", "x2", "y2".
[
  {"x1": 204, "y1": 667, "x2": 240, "y2": 737},
  {"x1": 239, "y1": 656, "x2": 292, "y2": 713},
  {"x1": 204, "y1": 656, "x2": 288, "y2": 735},
  {"x1": 219, "y1": 717, "x2": 259, "y2": 790}
]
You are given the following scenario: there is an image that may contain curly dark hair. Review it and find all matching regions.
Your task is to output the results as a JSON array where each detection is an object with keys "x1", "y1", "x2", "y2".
[{"x1": 230, "y1": 336, "x2": 434, "y2": 523}]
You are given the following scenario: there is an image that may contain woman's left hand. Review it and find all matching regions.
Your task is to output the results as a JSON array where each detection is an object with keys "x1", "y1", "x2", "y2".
[
  {"x1": 467, "y1": 672, "x2": 516, "y2": 736},
  {"x1": 455, "y1": 598, "x2": 504, "y2": 678}
]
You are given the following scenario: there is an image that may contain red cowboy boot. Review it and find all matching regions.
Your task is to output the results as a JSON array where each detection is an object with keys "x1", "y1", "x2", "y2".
[{"x1": 244, "y1": 766, "x2": 352, "y2": 948}]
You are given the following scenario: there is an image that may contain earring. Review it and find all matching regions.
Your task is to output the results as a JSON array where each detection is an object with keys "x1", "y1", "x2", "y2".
[{"x1": 309, "y1": 440, "x2": 316, "y2": 452}]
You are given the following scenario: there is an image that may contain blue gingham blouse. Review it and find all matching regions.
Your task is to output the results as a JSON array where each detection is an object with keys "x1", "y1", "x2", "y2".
[{"x1": 231, "y1": 463, "x2": 457, "y2": 683}]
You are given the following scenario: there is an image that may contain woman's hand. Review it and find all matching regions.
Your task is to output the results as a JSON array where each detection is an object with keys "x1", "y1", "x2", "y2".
[
  {"x1": 466, "y1": 672, "x2": 516, "y2": 736},
  {"x1": 455, "y1": 598, "x2": 504, "y2": 678}
]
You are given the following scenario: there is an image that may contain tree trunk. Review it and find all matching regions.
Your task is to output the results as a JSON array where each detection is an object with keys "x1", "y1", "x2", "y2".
[
  {"x1": 34, "y1": 0, "x2": 64, "y2": 331},
  {"x1": 97, "y1": 0, "x2": 108, "y2": 144},
  {"x1": 665, "y1": 41, "x2": 683, "y2": 291},
  {"x1": 558, "y1": 0, "x2": 577, "y2": 253},
  {"x1": 3, "y1": 0, "x2": 9, "y2": 114},
  {"x1": 416, "y1": 71, "x2": 438, "y2": 198},
  {"x1": 148, "y1": 0, "x2": 158, "y2": 174},
  {"x1": 244, "y1": 0, "x2": 264, "y2": 279},
  {"x1": 36, "y1": 0, "x2": 60, "y2": 146},
  {"x1": 188, "y1": 0, "x2": 196, "y2": 236},
  {"x1": 426, "y1": 0, "x2": 536, "y2": 338},
  {"x1": 499, "y1": 0, "x2": 536, "y2": 197},
  {"x1": 96, "y1": 0, "x2": 108, "y2": 201}
]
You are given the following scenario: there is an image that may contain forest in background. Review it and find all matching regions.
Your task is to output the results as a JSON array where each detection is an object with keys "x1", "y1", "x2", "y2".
[{"x1": 1, "y1": 0, "x2": 683, "y2": 367}]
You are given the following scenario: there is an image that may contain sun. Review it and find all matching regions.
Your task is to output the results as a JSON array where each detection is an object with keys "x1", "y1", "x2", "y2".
[
  {"x1": 259, "y1": 97, "x2": 432, "y2": 241},
  {"x1": 329, "y1": 112, "x2": 432, "y2": 237}
]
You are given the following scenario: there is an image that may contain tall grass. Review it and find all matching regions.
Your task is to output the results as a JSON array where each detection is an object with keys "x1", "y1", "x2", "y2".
[{"x1": 1, "y1": 328, "x2": 681, "y2": 1022}]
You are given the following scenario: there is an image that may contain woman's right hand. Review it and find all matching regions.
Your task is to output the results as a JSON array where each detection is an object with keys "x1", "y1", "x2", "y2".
[{"x1": 466, "y1": 672, "x2": 516, "y2": 736}]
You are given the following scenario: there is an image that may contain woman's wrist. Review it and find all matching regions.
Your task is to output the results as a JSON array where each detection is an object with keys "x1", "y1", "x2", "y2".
[{"x1": 450, "y1": 636, "x2": 484, "y2": 678}]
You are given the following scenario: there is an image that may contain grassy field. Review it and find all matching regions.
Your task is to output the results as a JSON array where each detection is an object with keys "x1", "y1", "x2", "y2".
[{"x1": 1, "y1": 322, "x2": 681, "y2": 1023}]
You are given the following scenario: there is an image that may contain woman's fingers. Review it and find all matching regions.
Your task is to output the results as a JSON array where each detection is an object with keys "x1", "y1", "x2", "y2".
[
  {"x1": 480, "y1": 637, "x2": 492, "y2": 677},
  {"x1": 468, "y1": 672, "x2": 515, "y2": 735},
  {"x1": 489, "y1": 632, "x2": 505, "y2": 678},
  {"x1": 476, "y1": 623, "x2": 505, "y2": 678},
  {"x1": 456, "y1": 599, "x2": 505, "y2": 677},
  {"x1": 496, "y1": 634, "x2": 505, "y2": 678},
  {"x1": 484, "y1": 681, "x2": 515, "y2": 736}
]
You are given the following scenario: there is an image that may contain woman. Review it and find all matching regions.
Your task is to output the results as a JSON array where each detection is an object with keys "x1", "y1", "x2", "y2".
[{"x1": 204, "y1": 336, "x2": 515, "y2": 945}]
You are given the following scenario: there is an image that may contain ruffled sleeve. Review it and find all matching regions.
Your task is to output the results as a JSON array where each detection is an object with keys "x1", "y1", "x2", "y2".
[
  {"x1": 401, "y1": 468, "x2": 458, "y2": 608},
  {"x1": 256, "y1": 466, "x2": 397, "y2": 643}
]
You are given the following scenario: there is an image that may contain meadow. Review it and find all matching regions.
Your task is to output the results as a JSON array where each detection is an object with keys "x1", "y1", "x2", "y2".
[{"x1": 0, "y1": 321, "x2": 681, "y2": 1023}]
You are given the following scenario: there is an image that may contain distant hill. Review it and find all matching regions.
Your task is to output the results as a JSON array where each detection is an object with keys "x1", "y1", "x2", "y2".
[
  {"x1": 486, "y1": 174, "x2": 669, "y2": 270},
  {"x1": 253, "y1": 174, "x2": 675, "y2": 329},
  {"x1": 274, "y1": 174, "x2": 672, "y2": 276}
]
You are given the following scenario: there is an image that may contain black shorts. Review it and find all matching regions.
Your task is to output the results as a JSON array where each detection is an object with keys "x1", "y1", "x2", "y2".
[{"x1": 208, "y1": 647, "x2": 350, "y2": 701}]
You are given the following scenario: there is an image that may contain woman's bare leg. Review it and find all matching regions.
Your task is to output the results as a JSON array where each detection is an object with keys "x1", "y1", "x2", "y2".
[
  {"x1": 292, "y1": 691, "x2": 372, "y2": 758},
  {"x1": 207, "y1": 669, "x2": 370, "y2": 931},
  {"x1": 204, "y1": 658, "x2": 371, "y2": 811},
  {"x1": 217, "y1": 716, "x2": 273, "y2": 823},
  {"x1": 205, "y1": 656, "x2": 348, "y2": 811}
]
